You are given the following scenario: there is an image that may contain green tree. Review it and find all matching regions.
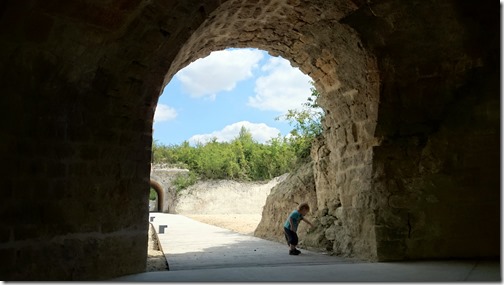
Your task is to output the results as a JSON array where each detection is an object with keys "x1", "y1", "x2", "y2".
[
  {"x1": 151, "y1": 91, "x2": 322, "y2": 182},
  {"x1": 277, "y1": 82, "x2": 324, "y2": 160},
  {"x1": 149, "y1": 187, "x2": 157, "y2": 200},
  {"x1": 172, "y1": 172, "x2": 198, "y2": 194}
]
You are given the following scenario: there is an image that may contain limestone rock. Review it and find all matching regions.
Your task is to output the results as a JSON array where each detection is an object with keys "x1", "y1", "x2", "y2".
[{"x1": 254, "y1": 162, "x2": 325, "y2": 248}]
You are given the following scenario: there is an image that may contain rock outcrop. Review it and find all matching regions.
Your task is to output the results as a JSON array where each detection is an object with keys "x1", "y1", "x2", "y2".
[
  {"x1": 255, "y1": 162, "x2": 331, "y2": 251},
  {"x1": 175, "y1": 177, "x2": 285, "y2": 215},
  {"x1": 256, "y1": 0, "x2": 499, "y2": 262}
]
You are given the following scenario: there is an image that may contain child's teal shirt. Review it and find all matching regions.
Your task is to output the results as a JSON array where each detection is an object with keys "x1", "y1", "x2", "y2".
[{"x1": 284, "y1": 210, "x2": 304, "y2": 232}]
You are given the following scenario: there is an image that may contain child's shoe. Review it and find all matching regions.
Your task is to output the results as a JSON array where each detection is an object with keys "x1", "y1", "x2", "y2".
[{"x1": 289, "y1": 249, "x2": 300, "y2": 255}]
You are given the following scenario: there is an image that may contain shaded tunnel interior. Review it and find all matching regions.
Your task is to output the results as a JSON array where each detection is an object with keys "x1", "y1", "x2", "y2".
[{"x1": 0, "y1": 0, "x2": 499, "y2": 280}]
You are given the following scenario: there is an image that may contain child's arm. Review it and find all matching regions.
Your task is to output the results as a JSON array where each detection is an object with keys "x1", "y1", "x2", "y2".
[
  {"x1": 289, "y1": 218, "x2": 295, "y2": 231},
  {"x1": 302, "y1": 217, "x2": 314, "y2": 227}
]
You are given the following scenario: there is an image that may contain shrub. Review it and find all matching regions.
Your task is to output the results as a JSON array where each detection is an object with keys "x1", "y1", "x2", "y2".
[
  {"x1": 149, "y1": 187, "x2": 157, "y2": 200},
  {"x1": 172, "y1": 171, "x2": 198, "y2": 194}
]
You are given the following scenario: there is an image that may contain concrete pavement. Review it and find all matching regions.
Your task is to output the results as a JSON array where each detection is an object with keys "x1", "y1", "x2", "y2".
[{"x1": 113, "y1": 213, "x2": 501, "y2": 282}]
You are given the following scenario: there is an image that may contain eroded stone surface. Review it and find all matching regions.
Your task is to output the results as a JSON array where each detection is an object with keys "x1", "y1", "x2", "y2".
[{"x1": 255, "y1": 163, "x2": 326, "y2": 249}]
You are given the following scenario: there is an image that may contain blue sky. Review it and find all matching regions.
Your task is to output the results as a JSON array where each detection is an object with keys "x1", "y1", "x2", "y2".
[{"x1": 153, "y1": 48, "x2": 314, "y2": 146}]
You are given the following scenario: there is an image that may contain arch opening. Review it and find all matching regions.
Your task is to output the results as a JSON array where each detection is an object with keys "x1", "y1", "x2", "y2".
[
  {"x1": 149, "y1": 180, "x2": 165, "y2": 213},
  {"x1": 150, "y1": 0, "x2": 380, "y2": 261}
]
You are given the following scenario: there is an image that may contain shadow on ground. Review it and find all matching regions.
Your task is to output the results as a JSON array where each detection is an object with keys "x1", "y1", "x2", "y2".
[{"x1": 164, "y1": 230, "x2": 360, "y2": 271}]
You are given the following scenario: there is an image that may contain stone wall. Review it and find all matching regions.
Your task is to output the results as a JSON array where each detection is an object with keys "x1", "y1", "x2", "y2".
[
  {"x1": 342, "y1": 0, "x2": 500, "y2": 260},
  {"x1": 255, "y1": 163, "x2": 326, "y2": 249},
  {"x1": 256, "y1": 0, "x2": 499, "y2": 262},
  {"x1": 0, "y1": 0, "x2": 499, "y2": 280},
  {"x1": 0, "y1": 1, "x2": 213, "y2": 280},
  {"x1": 150, "y1": 166, "x2": 189, "y2": 213}
]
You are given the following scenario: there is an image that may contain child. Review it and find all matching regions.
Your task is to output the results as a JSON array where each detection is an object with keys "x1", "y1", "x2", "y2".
[{"x1": 283, "y1": 202, "x2": 313, "y2": 255}]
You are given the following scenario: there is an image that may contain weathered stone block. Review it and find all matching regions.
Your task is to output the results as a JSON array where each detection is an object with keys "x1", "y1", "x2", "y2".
[
  {"x1": 324, "y1": 225, "x2": 342, "y2": 241},
  {"x1": 24, "y1": 12, "x2": 54, "y2": 43},
  {"x1": 376, "y1": 240, "x2": 407, "y2": 261},
  {"x1": 0, "y1": 227, "x2": 12, "y2": 243},
  {"x1": 374, "y1": 225, "x2": 408, "y2": 241},
  {"x1": 340, "y1": 195, "x2": 353, "y2": 207},
  {"x1": 319, "y1": 215, "x2": 335, "y2": 226}
]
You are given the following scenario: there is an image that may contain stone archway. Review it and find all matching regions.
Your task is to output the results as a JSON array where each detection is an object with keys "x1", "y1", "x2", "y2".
[
  {"x1": 149, "y1": 180, "x2": 164, "y2": 212},
  {"x1": 1, "y1": 0, "x2": 498, "y2": 281},
  {"x1": 157, "y1": 0, "x2": 380, "y2": 261},
  {"x1": 147, "y1": 0, "x2": 381, "y2": 261}
]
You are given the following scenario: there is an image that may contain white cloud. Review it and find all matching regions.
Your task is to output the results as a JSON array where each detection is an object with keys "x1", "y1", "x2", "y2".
[
  {"x1": 176, "y1": 49, "x2": 264, "y2": 99},
  {"x1": 188, "y1": 121, "x2": 280, "y2": 145},
  {"x1": 248, "y1": 56, "x2": 312, "y2": 113},
  {"x1": 154, "y1": 104, "x2": 177, "y2": 123}
]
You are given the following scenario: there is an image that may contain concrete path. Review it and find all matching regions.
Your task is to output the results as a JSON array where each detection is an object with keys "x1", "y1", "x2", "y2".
[{"x1": 113, "y1": 213, "x2": 501, "y2": 282}]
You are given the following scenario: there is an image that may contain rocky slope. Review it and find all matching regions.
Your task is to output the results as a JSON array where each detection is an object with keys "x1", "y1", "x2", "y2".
[
  {"x1": 174, "y1": 176, "x2": 287, "y2": 215},
  {"x1": 254, "y1": 162, "x2": 332, "y2": 251}
]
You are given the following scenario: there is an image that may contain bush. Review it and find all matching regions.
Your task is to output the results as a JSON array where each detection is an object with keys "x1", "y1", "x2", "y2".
[
  {"x1": 149, "y1": 187, "x2": 157, "y2": 200},
  {"x1": 151, "y1": 82, "x2": 323, "y2": 182},
  {"x1": 172, "y1": 171, "x2": 198, "y2": 194}
]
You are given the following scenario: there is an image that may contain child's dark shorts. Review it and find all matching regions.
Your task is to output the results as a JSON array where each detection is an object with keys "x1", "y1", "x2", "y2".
[{"x1": 284, "y1": 227, "x2": 298, "y2": 246}]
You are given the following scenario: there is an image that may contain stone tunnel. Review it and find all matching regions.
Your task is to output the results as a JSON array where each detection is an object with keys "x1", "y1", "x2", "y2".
[
  {"x1": 0, "y1": 0, "x2": 499, "y2": 281},
  {"x1": 150, "y1": 165, "x2": 190, "y2": 213}
]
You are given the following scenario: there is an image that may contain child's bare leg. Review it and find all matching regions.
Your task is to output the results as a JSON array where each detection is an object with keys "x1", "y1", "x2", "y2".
[{"x1": 290, "y1": 244, "x2": 296, "y2": 251}]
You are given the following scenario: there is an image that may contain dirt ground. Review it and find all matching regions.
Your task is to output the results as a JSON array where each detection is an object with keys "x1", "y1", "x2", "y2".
[{"x1": 146, "y1": 223, "x2": 169, "y2": 272}]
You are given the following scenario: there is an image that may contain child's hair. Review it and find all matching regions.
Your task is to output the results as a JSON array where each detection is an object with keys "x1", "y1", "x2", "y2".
[{"x1": 298, "y1": 202, "x2": 310, "y2": 211}]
